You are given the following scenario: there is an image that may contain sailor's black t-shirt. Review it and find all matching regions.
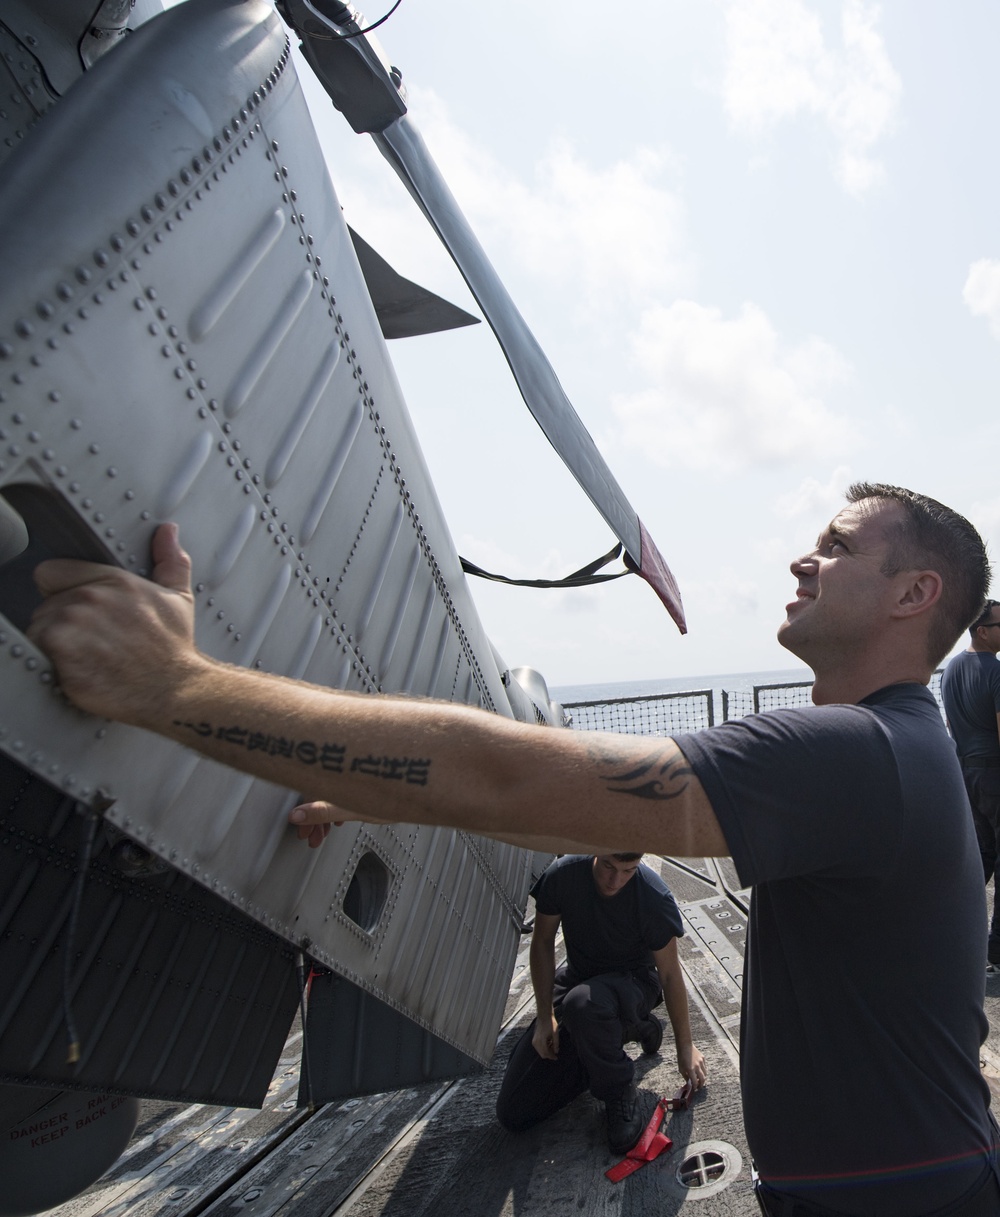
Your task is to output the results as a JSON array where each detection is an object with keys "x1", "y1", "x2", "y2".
[
  {"x1": 941, "y1": 649, "x2": 1000, "y2": 763},
  {"x1": 680, "y1": 683, "x2": 995, "y2": 1216},
  {"x1": 530, "y1": 855, "x2": 683, "y2": 982}
]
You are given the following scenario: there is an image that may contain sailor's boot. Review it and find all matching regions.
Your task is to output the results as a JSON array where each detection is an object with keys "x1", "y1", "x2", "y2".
[
  {"x1": 605, "y1": 1079, "x2": 643, "y2": 1155},
  {"x1": 637, "y1": 1015, "x2": 663, "y2": 1056},
  {"x1": 621, "y1": 1014, "x2": 663, "y2": 1057}
]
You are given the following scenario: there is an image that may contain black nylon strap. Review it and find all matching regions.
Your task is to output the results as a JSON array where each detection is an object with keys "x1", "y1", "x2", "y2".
[{"x1": 459, "y1": 542, "x2": 629, "y2": 589}]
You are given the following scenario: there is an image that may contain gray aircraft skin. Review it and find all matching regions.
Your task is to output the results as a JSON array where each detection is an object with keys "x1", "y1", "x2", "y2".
[{"x1": 0, "y1": 2, "x2": 684, "y2": 1210}]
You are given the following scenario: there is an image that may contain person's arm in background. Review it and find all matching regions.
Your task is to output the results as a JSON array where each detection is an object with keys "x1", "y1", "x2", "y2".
[
  {"x1": 529, "y1": 913, "x2": 563, "y2": 1060},
  {"x1": 653, "y1": 938, "x2": 707, "y2": 1089}
]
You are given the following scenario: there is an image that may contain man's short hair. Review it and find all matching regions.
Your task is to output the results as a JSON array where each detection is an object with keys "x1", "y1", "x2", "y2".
[
  {"x1": 970, "y1": 599, "x2": 1000, "y2": 637},
  {"x1": 847, "y1": 483, "x2": 991, "y2": 665},
  {"x1": 611, "y1": 852, "x2": 643, "y2": 863}
]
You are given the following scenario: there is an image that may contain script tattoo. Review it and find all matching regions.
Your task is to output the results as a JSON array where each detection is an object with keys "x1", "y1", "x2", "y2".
[
  {"x1": 171, "y1": 720, "x2": 431, "y2": 785},
  {"x1": 596, "y1": 747, "x2": 692, "y2": 801}
]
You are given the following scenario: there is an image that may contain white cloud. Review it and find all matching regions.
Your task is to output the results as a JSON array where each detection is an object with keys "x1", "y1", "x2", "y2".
[
  {"x1": 758, "y1": 535, "x2": 794, "y2": 563},
  {"x1": 407, "y1": 89, "x2": 692, "y2": 311},
  {"x1": 880, "y1": 402, "x2": 914, "y2": 439},
  {"x1": 612, "y1": 300, "x2": 855, "y2": 473},
  {"x1": 963, "y1": 259, "x2": 1000, "y2": 339},
  {"x1": 455, "y1": 533, "x2": 524, "y2": 576},
  {"x1": 773, "y1": 465, "x2": 853, "y2": 519},
  {"x1": 302, "y1": 76, "x2": 692, "y2": 325},
  {"x1": 967, "y1": 497, "x2": 1000, "y2": 592},
  {"x1": 688, "y1": 569, "x2": 761, "y2": 618},
  {"x1": 553, "y1": 586, "x2": 604, "y2": 617},
  {"x1": 969, "y1": 496, "x2": 1000, "y2": 545},
  {"x1": 721, "y1": 0, "x2": 901, "y2": 195}
]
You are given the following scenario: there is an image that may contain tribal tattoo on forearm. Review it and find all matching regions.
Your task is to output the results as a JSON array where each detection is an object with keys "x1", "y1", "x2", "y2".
[
  {"x1": 171, "y1": 720, "x2": 431, "y2": 786},
  {"x1": 596, "y1": 747, "x2": 693, "y2": 801}
]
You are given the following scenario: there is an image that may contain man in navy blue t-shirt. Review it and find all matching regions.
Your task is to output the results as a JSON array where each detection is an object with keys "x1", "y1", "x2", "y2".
[
  {"x1": 495, "y1": 852, "x2": 706, "y2": 1154},
  {"x1": 941, "y1": 598, "x2": 1000, "y2": 971},
  {"x1": 32, "y1": 485, "x2": 1000, "y2": 1214}
]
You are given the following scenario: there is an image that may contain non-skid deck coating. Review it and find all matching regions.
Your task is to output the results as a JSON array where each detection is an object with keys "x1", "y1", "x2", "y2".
[{"x1": 45, "y1": 858, "x2": 1000, "y2": 1217}]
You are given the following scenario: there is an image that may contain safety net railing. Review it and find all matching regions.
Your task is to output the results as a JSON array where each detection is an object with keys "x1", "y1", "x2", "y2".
[
  {"x1": 562, "y1": 672, "x2": 945, "y2": 737},
  {"x1": 562, "y1": 690, "x2": 715, "y2": 736},
  {"x1": 721, "y1": 682, "x2": 813, "y2": 722}
]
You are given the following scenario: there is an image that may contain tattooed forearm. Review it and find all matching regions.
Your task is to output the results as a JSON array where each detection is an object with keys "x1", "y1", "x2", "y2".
[
  {"x1": 171, "y1": 720, "x2": 431, "y2": 785},
  {"x1": 597, "y1": 748, "x2": 693, "y2": 801}
]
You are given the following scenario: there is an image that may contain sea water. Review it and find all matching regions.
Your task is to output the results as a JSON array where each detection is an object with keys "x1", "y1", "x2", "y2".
[{"x1": 551, "y1": 667, "x2": 812, "y2": 707}]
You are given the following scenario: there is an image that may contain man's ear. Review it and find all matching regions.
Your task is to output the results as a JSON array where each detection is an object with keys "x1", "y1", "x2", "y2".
[{"x1": 892, "y1": 570, "x2": 943, "y2": 618}]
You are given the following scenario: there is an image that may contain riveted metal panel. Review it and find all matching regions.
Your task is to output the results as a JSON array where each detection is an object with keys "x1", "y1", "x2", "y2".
[
  {"x1": 0, "y1": 0, "x2": 535, "y2": 1092},
  {"x1": 0, "y1": 19, "x2": 59, "y2": 166}
]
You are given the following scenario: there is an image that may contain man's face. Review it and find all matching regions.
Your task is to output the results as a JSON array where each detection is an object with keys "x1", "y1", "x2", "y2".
[
  {"x1": 778, "y1": 498, "x2": 902, "y2": 664},
  {"x1": 976, "y1": 606, "x2": 1000, "y2": 653},
  {"x1": 592, "y1": 855, "x2": 641, "y2": 898}
]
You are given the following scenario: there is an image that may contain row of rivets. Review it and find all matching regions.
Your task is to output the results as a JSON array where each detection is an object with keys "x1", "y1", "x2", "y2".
[
  {"x1": 0, "y1": 42, "x2": 338, "y2": 784},
  {"x1": 0, "y1": 62, "x2": 283, "y2": 356},
  {"x1": 309, "y1": 238, "x2": 484, "y2": 686},
  {"x1": 0, "y1": 25, "x2": 55, "y2": 149},
  {"x1": 11, "y1": 58, "x2": 444, "y2": 706}
]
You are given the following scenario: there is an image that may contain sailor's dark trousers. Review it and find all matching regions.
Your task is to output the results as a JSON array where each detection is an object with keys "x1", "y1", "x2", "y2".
[
  {"x1": 755, "y1": 1160, "x2": 1000, "y2": 1217},
  {"x1": 495, "y1": 963, "x2": 660, "y2": 1131}
]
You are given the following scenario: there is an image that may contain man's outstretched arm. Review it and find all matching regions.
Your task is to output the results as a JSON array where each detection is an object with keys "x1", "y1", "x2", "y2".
[{"x1": 28, "y1": 525, "x2": 729, "y2": 858}]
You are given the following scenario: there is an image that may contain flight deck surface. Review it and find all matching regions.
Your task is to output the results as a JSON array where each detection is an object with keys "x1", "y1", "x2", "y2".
[{"x1": 43, "y1": 859, "x2": 1000, "y2": 1217}]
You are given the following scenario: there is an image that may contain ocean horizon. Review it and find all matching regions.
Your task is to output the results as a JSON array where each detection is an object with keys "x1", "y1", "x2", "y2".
[{"x1": 551, "y1": 666, "x2": 813, "y2": 706}]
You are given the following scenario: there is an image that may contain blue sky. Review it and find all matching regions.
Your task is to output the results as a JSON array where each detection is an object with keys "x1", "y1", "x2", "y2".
[{"x1": 294, "y1": 0, "x2": 1000, "y2": 686}]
